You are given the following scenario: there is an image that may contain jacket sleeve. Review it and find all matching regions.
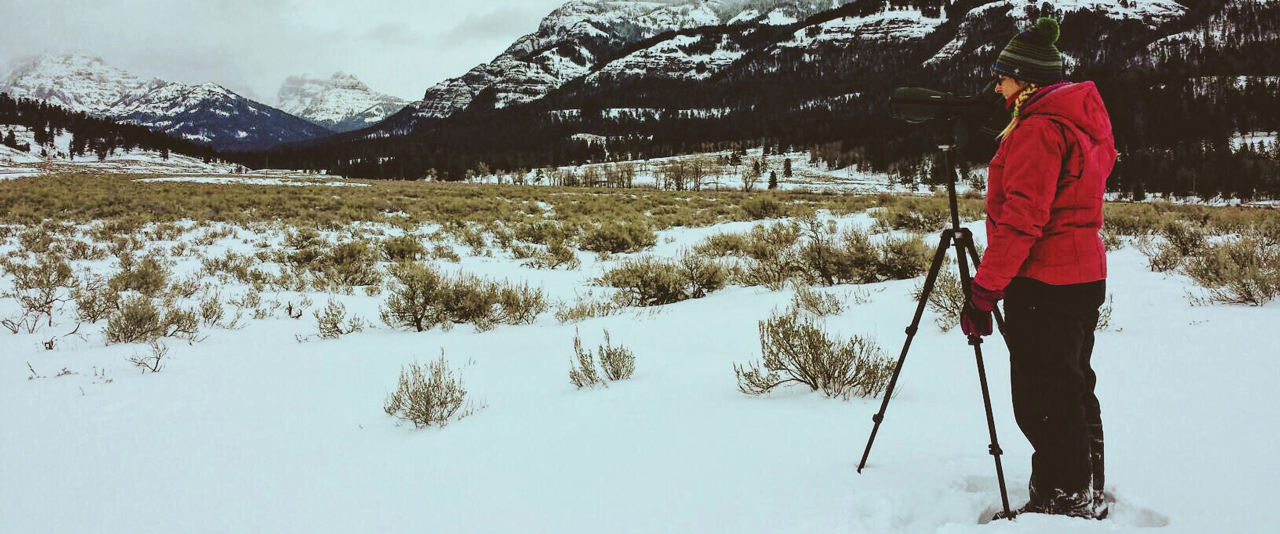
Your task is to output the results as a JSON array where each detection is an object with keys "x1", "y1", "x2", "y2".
[{"x1": 974, "y1": 119, "x2": 1065, "y2": 291}]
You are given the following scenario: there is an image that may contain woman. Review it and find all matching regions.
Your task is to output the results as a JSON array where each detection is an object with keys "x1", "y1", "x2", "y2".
[{"x1": 960, "y1": 17, "x2": 1117, "y2": 520}]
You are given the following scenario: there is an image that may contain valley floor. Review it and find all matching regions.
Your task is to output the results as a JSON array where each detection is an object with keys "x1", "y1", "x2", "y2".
[{"x1": 0, "y1": 182, "x2": 1277, "y2": 533}]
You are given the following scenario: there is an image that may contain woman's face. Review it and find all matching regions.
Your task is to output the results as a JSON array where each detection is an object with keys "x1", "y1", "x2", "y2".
[{"x1": 994, "y1": 75, "x2": 1026, "y2": 100}]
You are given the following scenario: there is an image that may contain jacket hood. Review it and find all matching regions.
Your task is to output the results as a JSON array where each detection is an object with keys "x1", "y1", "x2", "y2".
[{"x1": 1020, "y1": 81, "x2": 1113, "y2": 144}]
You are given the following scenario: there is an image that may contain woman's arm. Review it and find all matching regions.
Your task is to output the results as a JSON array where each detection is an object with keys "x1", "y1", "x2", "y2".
[{"x1": 974, "y1": 119, "x2": 1066, "y2": 291}]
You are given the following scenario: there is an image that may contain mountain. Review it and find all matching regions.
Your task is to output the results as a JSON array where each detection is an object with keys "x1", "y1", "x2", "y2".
[
  {"x1": 0, "y1": 53, "x2": 147, "y2": 114},
  {"x1": 276, "y1": 73, "x2": 408, "y2": 133},
  {"x1": 1, "y1": 53, "x2": 333, "y2": 151},
  {"x1": 0, "y1": 91, "x2": 228, "y2": 173},
  {"x1": 248, "y1": 0, "x2": 1280, "y2": 199},
  {"x1": 395, "y1": 0, "x2": 852, "y2": 129}
]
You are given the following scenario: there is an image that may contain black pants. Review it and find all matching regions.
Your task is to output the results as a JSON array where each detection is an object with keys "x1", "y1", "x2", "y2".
[{"x1": 1004, "y1": 277, "x2": 1106, "y2": 501}]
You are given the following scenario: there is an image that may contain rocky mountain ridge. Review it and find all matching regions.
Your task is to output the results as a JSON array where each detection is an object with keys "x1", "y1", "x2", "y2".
[
  {"x1": 276, "y1": 72, "x2": 408, "y2": 133},
  {"x1": 400, "y1": 0, "x2": 852, "y2": 127},
  {"x1": 1, "y1": 53, "x2": 331, "y2": 150}
]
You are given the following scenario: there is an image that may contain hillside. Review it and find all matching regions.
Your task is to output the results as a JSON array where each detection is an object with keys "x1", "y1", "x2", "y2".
[{"x1": 243, "y1": 0, "x2": 1280, "y2": 200}]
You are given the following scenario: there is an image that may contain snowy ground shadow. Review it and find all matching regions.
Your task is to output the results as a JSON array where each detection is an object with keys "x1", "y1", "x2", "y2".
[{"x1": 840, "y1": 474, "x2": 1171, "y2": 533}]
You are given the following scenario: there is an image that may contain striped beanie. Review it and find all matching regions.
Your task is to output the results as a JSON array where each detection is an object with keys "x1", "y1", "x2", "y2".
[{"x1": 993, "y1": 17, "x2": 1064, "y2": 85}]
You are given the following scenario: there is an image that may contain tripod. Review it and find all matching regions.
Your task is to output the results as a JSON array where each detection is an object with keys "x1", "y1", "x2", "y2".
[{"x1": 855, "y1": 139, "x2": 1015, "y2": 519}]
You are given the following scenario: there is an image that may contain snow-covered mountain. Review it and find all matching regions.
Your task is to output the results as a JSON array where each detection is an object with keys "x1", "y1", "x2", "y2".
[
  {"x1": 404, "y1": 0, "x2": 853, "y2": 125},
  {"x1": 1, "y1": 53, "x2": 332, "y2": 151},
  {"x1": 276, "y1": 73, "x2": 408, "y2": 133},
  {"x1": 0, "y1": 53, "x2": 148, "y2": 113},
  {"x1": 399, "y1": 0, "x2": 1208, "y2": 127}
]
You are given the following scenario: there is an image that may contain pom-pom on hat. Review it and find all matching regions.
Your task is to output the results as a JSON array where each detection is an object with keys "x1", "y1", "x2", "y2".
[{"x1": 993, "y1": 17, "x2": 1064, "y2": 85}]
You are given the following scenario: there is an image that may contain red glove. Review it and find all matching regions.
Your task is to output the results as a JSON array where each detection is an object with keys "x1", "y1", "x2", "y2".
[{"x1": 961, "y1": 282, "x2": 1004, "y2": 337}]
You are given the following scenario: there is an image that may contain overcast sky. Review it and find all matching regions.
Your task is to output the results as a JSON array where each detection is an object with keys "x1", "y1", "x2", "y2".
[{"x1": 0, "y1": 0, "x2": 573, "y2": 103}]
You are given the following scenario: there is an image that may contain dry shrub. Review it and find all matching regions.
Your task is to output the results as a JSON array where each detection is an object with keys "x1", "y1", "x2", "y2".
[
  {"x1": 314, "y1": 298, "x2": 366, "y2": 339},
  {"x1": 871, "y1": 201, "x2": 950, "y2": 232},
  {"x1": 1103, "y1": 205, "x2": 1165, "y2": 236},
  {"x1": 72, "y1": 274, "x2": 120, "y2": 324},
  {"x1": 201, "y1": 250, "x2": 260, "y2": 283},
  {"x1": 313, "y1": 240, "x2": 382, "y2": 290},
  {"x1": 127, "y1": 340, "x2": 168, "y2": 373},
  {"x1": 694, "y1": 220, "x2": 925, "y2": 290},
  {"x1": 877, "y1": 235, "x2": 932, "y2": 280},
  {"x1": 554, "y1": 291, "x2": 621, "y2": 323},
  {"x1": 430, "y1": 244, "x2": 462, "y2": 263},
  {"x1": 1, "y1": 255, "x2": 74, "y2": 333},
  {"x1": 599, "y1": 254, "x2": 729, "y2": 306},
  {"x1": 741, "y1": 196, "x2": 784, "y2": 219},
  {"x1": 526, "y1": 239, "x2": 580, "y2": 269},
  {"x1": 199, "y1": 292, "x2": 226, "y2": 326},
  {"x1": 514, "y1": 220, "x2": 572, "y2": 246},
  {"x1": 1096, "y1": 293, "x2": 1114, "y2": 331},
  {"x1": 912, "y1": 271, "x2": 965, "y2": 332},
  {"x1": 1101, "y1": 227, "x2": 1125, "y2": 252},
  {"x1": 734, "y1": 308, "x2": 893, "y2": 399},
  {"x1": 382, "y1": 235, "x2": 426, "y2": 262},
  {"x1": 831, "y1": 229, "x2": 882, "y2": 284},
  {"x1": 103, "y1": 295, "x2": 200, "y2": 344},
  {"x1": 384, "y1": 352, "x2": 473, "y2": 429},
  {"x1": 381, "y1": 262, "x2": 547, "y2": 332},
  {"x1": 569, "y1": 329, "x2": 635, "y2": 388},
  {"x1": 1138, "y1": 220, "x2": 1209, "y2": 273},
  {"x1": 109, "y1": 255, "x2": 171, "y2": 297},
  {"x1": 1184, "y1": 233, "x2": 1280, "y2": 306},
  {"x1": 693, "y1": 232, "x2": 750, "y2": 257},
  {"x1": 798, "y1": 216, "x2": 882, "y2": 286},
  {"x1": 791, "y1": 284, "x2": 845, "y2": 317},
  {"x1": 737, "y1": 223, "x2": 804, "y2": 289},
  {"x1": 580, "y1": 218, "x2": 657, "y2": 254},
  {"x1": 65, "y1": 239, "x2": 109, "y2": 261},
  {"x1": 168, "y1": 274, "x2": 204, "y2": 300}
]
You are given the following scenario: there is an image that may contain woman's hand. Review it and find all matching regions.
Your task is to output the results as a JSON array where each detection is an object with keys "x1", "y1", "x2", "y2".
[{"x1": 961, "y1": 282, "x2": 1004, "y2": 337}]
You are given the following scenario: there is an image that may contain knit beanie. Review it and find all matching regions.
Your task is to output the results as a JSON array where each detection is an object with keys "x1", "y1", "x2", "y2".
[{"x1": 993, "y1": 17, "x2": 1064, "y2": 85}]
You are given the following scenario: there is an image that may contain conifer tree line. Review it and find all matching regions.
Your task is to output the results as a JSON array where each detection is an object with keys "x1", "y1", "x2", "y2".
[
  {"x1": 234, "y1": 0, "x2": 1279, "y2": 199},
  {"x1": 0, "y1": 93, "x2": 221, "y2": 163}
]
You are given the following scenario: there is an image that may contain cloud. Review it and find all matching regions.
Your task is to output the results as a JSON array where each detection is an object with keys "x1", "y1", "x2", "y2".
[
  {"x1": 361, "y1": 23, "x2": 424, "y2": 47},
  {"x1": 435, "y1": 7, "x2": 540, "y2": 49},
  {"x1": 0, "y1": 0, "x2": 570, "y2": 106}
]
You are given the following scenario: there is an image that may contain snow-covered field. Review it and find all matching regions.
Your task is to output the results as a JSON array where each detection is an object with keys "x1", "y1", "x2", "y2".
[
  {"x1": 0, "y1": 125, "x2": 238, "y2": 178},
  {"x1": 474, "y1": 149, "x2": 949, "y2": 196},
  {"x1": 1, "y1": 204, "x2": 1277, "y2": 534}
]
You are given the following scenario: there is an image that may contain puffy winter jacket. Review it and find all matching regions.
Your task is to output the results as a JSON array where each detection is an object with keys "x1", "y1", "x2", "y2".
[{"x1": 974, "y1": 81, "x2": 1117, "y2": 292}]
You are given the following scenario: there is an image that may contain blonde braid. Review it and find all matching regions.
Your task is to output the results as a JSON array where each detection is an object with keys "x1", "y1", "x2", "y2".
[{"x1": 998, "y1": 83, "x2": 1040, "y2": 140}]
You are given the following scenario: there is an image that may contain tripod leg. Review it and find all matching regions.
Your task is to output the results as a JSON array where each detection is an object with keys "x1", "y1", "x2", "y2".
[
  {"x1": 857, "y1": 230, "x2": 953, "y2": 473},
  {"x1": 955, "y1": 229, "x2": 1013, "y2": 517},
  {"x1": 963, "y1": 239, "x2": 1007, "y2": 336}
]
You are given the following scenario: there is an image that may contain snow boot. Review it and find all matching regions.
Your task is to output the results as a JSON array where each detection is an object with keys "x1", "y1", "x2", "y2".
[
  {"x1": 1090, "y1": 423, "x2": 1107, "y2": 519},
  {"x1": 990, "y1": 484, "x2": 1097, "y2": 521}
]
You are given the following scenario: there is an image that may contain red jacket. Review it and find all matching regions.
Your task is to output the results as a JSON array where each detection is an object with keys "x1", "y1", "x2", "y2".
[{"x1": 974, "y1": 81, "x2": 1117, "y2": 291}]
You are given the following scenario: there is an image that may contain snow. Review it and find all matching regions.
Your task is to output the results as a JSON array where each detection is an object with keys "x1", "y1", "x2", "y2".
[
  {"x1": 0, "y1": 124, "x2": 238, "y2": 176},
  {"x1": 781, "y1": 8, "x2": 945, "y2": 47},
  {"x1": 589, "y1": 33, "x2": 747, "y2": 82},
  {"x1": 2, "y1": 201, "x2": 1277, "y2": 533},
  {"x1": 1231, "y1": 131, "x2": 1277, "y2": 151},
  {"x1": 729, "y1": 8, "x2": 761, "y2": 24}
]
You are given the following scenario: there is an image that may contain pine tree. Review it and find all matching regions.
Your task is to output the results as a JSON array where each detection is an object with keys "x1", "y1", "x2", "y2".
[
  {"x1": 783, "y1": 158, "x2": 792, "y2": 178},
  {"x1": 32, "y1": 123, "x2": 49, "y2": 147},
  {"x1": 768, "y1": 170, "x2": 778, "y2": 190}
]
